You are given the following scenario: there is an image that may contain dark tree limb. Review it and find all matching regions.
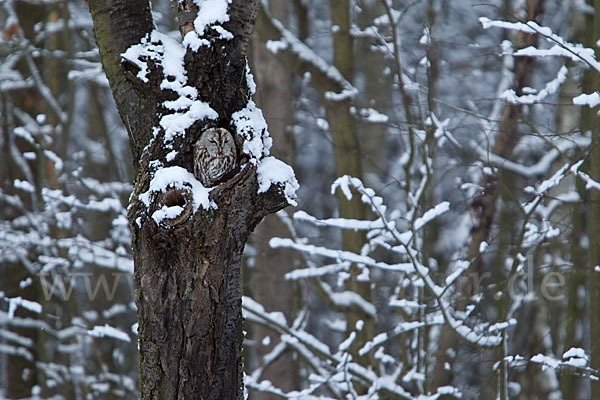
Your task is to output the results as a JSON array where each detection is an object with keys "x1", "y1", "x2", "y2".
[{"x1": 87, "y1": 0, "x2": 155, "y2": 164}]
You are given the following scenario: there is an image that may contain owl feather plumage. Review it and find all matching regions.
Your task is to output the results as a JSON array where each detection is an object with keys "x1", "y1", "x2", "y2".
[{"x1": 193, "y1": 128, "x2": 237, "y2": 187}]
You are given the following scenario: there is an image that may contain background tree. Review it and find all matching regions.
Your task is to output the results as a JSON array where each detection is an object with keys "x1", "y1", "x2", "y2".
[{"x1": 245, "y1": 2, "x2": 301, "y2": 397}]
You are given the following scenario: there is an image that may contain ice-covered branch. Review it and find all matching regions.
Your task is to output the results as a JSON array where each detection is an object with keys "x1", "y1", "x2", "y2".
[
  {"x1": 269, "y1": 238, "x2": 413, "y2": 274},
  {"x1": 480, "y1": 17, "x2": 600, "y2": 72},
  {"x1": 498, "y1": 348, "x2": 598, "y2": 381},
  {"x1": 501, "y1": 65, "x2": 567, "y2": 104},
  {"x1": 471, "y1": 135, "x2": 590, "y2": 178},
  {"x1": 243, "y1": 296, "x2": 416, "y2": 399},
  {"x1": 333, "y1": 177, "x2": 504, "y2": 347}
]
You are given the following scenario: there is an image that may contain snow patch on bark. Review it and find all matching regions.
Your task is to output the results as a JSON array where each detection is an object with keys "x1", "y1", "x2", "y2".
[
  {"x1": 121, "y1": 30, "x2": 218, "y2": 150},
  {"x1": 231, "y1": 100, "x2": 271, "y2": 162},
  {"x1": 139, "y1": 166, "x2": 216, "y2": 224},
  {"x1": 183, "y1": 0, "x2": 233, "y2": 51},
  {"x1": 232, "y1": 96, "x2": 298, "y2": 205},
  {"x1": 160, "y1": 101, "x2": 218, "y2": 143},
  {"x1": 245, "y1": 62, "x2": 256, "y2": 95},
  {"x1": 257, "y1": 157, "x2": 299, "y2": 206}
]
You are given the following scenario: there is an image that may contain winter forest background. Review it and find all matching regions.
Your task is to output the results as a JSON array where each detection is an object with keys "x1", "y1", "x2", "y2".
[{"x1": 1, "y1": 0, "x2": 600, "y2": 399}]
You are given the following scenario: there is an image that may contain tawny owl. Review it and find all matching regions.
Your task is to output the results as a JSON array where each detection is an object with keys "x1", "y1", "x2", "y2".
[{"x1": 193, "y1": 127, "x2": 237, "y2": 187}]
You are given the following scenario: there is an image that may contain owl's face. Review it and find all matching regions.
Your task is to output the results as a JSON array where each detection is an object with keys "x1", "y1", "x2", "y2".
[{"x1": 203, "y1": 128, "x2": 235, "y2": 157}]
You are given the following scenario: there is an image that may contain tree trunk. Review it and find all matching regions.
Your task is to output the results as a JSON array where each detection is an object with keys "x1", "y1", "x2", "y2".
[
  {"x1": 247, "y1": 2, "x2": 300, "y2": 397},
  {"x1": 557, "y1": 12, "x2": 587, "y2": 395},
  {"x1": 431, "y1": 0, "x2": 545, "y2": 394},
  {"x1": 256, "y1": 1, "x2": 373, "y2": 374},
  {"x1": 87, "y1": 1, "x2": 291, "y2": 398},
  {"x1": 1, "y1": 1, "x2": 56, "y2": 396},
  {"x1": 134, "y1": 172, "x2": 282, "y2": 399},
  {"x1": 467, "y1": 0, "x2": 544, "y2": 277},
  {"x1": 327, "y1": 0, "x2": 374, "y2": 375}
]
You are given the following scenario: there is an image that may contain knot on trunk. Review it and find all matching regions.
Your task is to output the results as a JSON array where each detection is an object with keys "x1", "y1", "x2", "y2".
[{"x1": 152, "y1": 187, "x2": 194, "y2": 228}]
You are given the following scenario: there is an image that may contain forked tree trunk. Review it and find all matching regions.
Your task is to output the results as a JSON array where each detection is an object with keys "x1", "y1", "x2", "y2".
[{"x1": 87, "y1": 1, "x2": 289, "y2": 398}]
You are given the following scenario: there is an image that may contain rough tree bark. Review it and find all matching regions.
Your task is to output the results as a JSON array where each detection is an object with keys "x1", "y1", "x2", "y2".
[{"x1": 87, "y1": 1, "x2": 291, "y2": 398}]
